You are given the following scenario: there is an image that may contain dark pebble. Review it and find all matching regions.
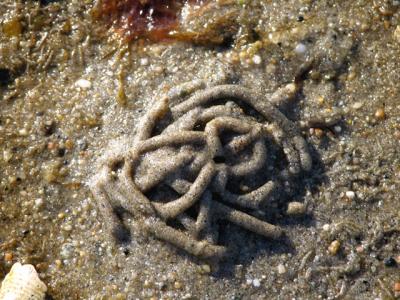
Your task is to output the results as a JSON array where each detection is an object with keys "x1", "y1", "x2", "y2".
[
  {"x1": 384, "y1": 257, "x2": 397, "y2": 267},
  {"x1": 0, "y1": 68, "x2": 12, "y2": 87}
]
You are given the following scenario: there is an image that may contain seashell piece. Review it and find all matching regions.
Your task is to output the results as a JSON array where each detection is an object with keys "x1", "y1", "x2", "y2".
[{"x1": 0, "y1": 262, "x2": 47, "y2": 300}]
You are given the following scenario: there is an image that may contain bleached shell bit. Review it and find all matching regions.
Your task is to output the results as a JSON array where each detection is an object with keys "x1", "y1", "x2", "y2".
[{"x1": 0, "y1": 262, "x2": 47, "y2": 300}]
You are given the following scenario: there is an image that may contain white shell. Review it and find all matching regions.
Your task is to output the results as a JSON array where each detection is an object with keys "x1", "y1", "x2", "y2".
[{"x1": 0, "y1": 262, "x2": 47, "y2": 300}]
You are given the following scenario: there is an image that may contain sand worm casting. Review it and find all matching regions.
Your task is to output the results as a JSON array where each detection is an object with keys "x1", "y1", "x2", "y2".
[{"x1": 90, "y1": 79, "x2": 312, "y2": 259}]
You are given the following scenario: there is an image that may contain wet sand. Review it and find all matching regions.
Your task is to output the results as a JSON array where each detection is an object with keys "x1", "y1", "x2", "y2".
[{"x1": 1, "y1": 1, "x2": 399, "y2": 299}]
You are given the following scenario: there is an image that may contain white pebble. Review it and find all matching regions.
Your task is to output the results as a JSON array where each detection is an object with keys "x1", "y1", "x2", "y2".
[
  {"x1": 394, "y1": 25, "x2": 400, "y2": 43},
  {"x1": 345, "y1": 191, "x2": 356, "y2": 199},
  {"x1": 334, "y1": 125, "x2": 342, "y2": 133},
  {"x1": 294, "y1": 43, "x2": 307, "y2": 54},
  {"x1": 352, "y1": 102, "x2": 363, "y2": 109},
  {"x1": 277, "y1": 263, "x2": 287, "y2": 274},
  {"x1": 34, "y1": 198, "x2": 43, "y2": 208},
  {"x1": 252, "y1": 279, "x2": 261, "y2": 287},
  {"x1": 286, "y1": 201, "x2": 306, "y2": 215},
  {"x1": 140, "y1": 58, "x2": 149, "y2": 66},
  {"x1": 3, "y1": 150, "x2": 12, "y2": 162},
  {"x1": 322, "y1": 224, "x2": 330, "y2": 231},
  {"x1": 75, "y1": 79, "x2": 92, "y2": 89},
  {"x1": 252, "y1": 55, "x2": 262, "y2": 65},
  {"x1": 18, "y1": 129, "x2": 28, "y2": 136}
]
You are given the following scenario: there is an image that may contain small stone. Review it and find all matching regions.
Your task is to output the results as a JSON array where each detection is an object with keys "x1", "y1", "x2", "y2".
[
  {"x1": 3, "y1": 150, "x2": 12, "y2": 162},
  {"x1": 4, "y1": 252, "x2": 13, "y2": 262},
  {"x1": 65, "y1": 139, "x2": 74, "y2": 150},
  {"x1": 322, "y1": 224, "x2": 330, "y2": 231},
  {"x1": 294, "y1": 43, "x2": 307, "y2": 54},
  {"x1": 55, "y1": 259, "x2": 63, "y2": 269},
  {"x1": 199, "y1": 264, "x2": 211, "y2": 274},
  {"x1": 374, "y1": 108, "x2": 385, "y2": 120},
  {"x1": 114, "y1": 293, "x2": 127, "y2": 300},
  {"x1": 63, "y1": 224, "x2": 73, "y2": 232},
  {"x1": 252, "y1": 55, "x2": 262, "y2": 65},
  {"x1": 314, "y1": 128, "x2": 324, "y2": 138},
  {"x1": 60, "y1": 243, "x2": 74, "y2": 258},
  {"x1": 140, "y1": 58, "x2": 149, "y2": 66},
  {"x1": 395, "y1": 255, "x2": 400, "y2": 264},
  {"x1": 394, "y1": 282, "x2": 400, "y2": 292},
  {"x1": 34, "y1": 198, "x2": 44, "y2": 208},
  {"x1": 174, "y1": 281, "x2": 182, "y2": 289},
  {"x1": 334, "y1": 125, "x2": 342, "y2": 133},
  {"x1": 328, "y1": 240, "x2": 341, "y2": 255},
  {"x1": 143, "y1": 279, "x2": 152, "y2": 288},
  {"x1": 252, "y1": 278, "x2": 261, "y2": 287},
  {"x1": 76, "y1": 79, "x2": 92, "y2": 89},
  {"x1": 286, "y1": 202, "x2": 306, "y2": 215},
  {"x1": 345, "y1": 191, "x2": 356, "y2": 200},
  {"x1": 277, "y1": 264, "x2": 286, "y2": 274},
  {"x1": 352, "y1": 102, "x2": 363, "y2": 110},
  {"x1": 356, "y1": 245, "x2": 364, "y2": 253},
  {"x1": 383, "y1": 257, "x2": 397, "y2": 267},
  {"x1": 347, "y1": 71, "x2": 356, "y2": 80},
  {"x1": 394, "y1": 25, "x2": 400, "y2": 43},
  {"x1": 18, "y1": 129, "x2": 28, "y2": 136}
]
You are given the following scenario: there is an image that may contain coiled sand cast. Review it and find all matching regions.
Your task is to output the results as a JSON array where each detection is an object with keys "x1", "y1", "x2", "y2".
[{"x1": 90, "y1": 79, "x2": 312, "y2": 259}]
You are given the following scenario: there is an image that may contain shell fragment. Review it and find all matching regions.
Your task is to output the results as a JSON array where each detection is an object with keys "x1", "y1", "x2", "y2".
[{"x1": 0, "y1": 262, "x2": 47, "y2": 300}]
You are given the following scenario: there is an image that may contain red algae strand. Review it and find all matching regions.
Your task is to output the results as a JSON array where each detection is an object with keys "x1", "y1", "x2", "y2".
[{"x1": 96, "y1": 0, "x2": 204, "y2": 41}]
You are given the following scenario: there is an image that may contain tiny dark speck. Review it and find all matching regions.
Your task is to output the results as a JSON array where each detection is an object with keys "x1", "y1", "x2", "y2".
[{"x1": 297, "y1": 15, "x2": 304, "y2": 22}]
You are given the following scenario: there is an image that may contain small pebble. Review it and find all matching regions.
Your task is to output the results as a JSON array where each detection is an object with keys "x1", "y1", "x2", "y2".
[
  {"x1": 394, "y1": 25, "x2": 400, "y2": 43},
  {"x1": 4, "y1": 252, "x2": 13, "y2": 262},
  {"x1": 394, "y1": 282, "x2": 400, "y2": 292},
  {"x1": 75, "y1": 79, "x2": 92, "y2": 89},
  {"x1": 252, "y1": 279, "x2": 261, "y2": 287},
  {"x1": 334, "y1": 125, "x2": 342, "y2": 133},
  {"x1": 328, "y1": 240, "x2": 341, "y2": 255},
  {"x1": 114, "y1": 293, "x2": 127, "y2": 300},
  {"x1": 286, "y1": 202, "x2": 306, "y2": 215},
  {"x1": 356, "y1": 245, "x2": 364, "y2": 253},
  {"x1": 3, "y1": 150, "x2": 12, "y2": 162},
  {"x1": 294, "y1": 43, "x2": 307, "y2": 54},
  {"x1": 352, "y1": 102, "x2": 363, "y2": 110},
  {"x1": 277, "y1": 264, "x2": 287, "y2": 274},
  {"x1": 199, "y1": 264, "x2": 211, "y2": 274},
  {"x1": 174, "y1": 281, "x2": 182, "y2": 289},
  {"x1": 252, "y1": 55, "x2": 262, "y2": 65},
  {"x1": 322, "y1": 224, "x2": 330, "y2": 231},
  {"x1": 383, "y1": 257, "x2": 397, "y2": 267},
  {"x1": 314, "y1": 128, "x2": 324, "y2": 138},
  {"x1": 34, "y1": 198, "x2": 44, "y2": 208},
  {"x1": 374, "y1": 108, "x2": 385, "y2": 120},
  {"x1": 140, "y1": 58, "x2": 149, "y2": 66},
  {"x1": 55, "y1": 259, "x2": 63, "y2": 269},
  {"x1": 395, "y1": 255, "x2": 400, "y2": 264},
  {"x1": 18, "y1": 129, "x2": 28, "y2": 136},
  {"x1": 345, "y1": 191, "x2": 356, "y2": 200}
]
